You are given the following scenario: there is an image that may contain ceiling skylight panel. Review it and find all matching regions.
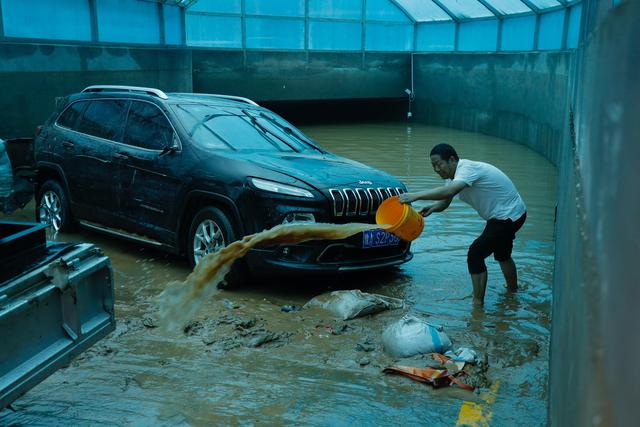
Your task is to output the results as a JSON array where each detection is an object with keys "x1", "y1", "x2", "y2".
[
  {"x1": 525, "y1": 0, "x2": 562, "y2": 9},
  {"x1": 393, "y1": 0, "x2": 452, "y2": 22},
  {"x1": 436, "y1": 0, "x2": 494, "y2": 19},
  {"x1": 482, "y1": 0, "x2": 531, "y2": 15}
]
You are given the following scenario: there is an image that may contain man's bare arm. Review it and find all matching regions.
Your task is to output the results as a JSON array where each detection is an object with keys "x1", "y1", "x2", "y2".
[
  {"x1": 398, "y1": 181, "x2": 467, "y2": 204},
  {"x1": 419, "y1": 198, "x2": 452, "y2": 217}
]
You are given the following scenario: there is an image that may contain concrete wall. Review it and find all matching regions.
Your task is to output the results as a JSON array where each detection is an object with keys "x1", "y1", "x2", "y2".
[
  {"x1": 0, "y1": 43, "x2": 193, "y2": 138},
  {"x1": 0, "y1": 42, "x2": 409, "y2": 138},
  {"x1": 412, "y1": 52, "x2": 572, "y2": 165},
  {"x1": 550, "y1": 1, "x2": 639, "y2": 425},
  {"x1": 192, "y1": 51, "x2": 410, "y2": 102}
]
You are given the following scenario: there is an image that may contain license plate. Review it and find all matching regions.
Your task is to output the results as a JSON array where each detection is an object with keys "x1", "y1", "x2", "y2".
[{"x1": 362, "y1": 229, "x2": 400, "y2": 248}]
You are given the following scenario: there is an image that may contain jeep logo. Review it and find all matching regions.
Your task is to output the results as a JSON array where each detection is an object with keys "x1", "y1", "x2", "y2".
[{"x1": 358, "y1": 180, "x2": 373, "y2": 185}]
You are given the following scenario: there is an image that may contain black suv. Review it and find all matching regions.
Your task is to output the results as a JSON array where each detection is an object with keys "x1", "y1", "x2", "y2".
[{"x1": 34, "y1": 85, "x2": 412, "y2": 281}]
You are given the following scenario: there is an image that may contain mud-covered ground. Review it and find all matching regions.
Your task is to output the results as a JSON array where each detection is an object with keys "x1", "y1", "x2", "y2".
[{"x1": 1, "y1": 123, "x2": 557, "y2": 426}]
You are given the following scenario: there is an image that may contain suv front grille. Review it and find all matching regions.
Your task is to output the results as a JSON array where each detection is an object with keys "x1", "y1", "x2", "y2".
[{"x1": 328, "y1": 187, "x2": 405, "y2": 217}]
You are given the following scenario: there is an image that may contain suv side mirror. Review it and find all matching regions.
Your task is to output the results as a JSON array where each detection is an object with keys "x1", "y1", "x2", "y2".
[{"x1": 160, "y1": 134, "x2": 180, "y2": 156}]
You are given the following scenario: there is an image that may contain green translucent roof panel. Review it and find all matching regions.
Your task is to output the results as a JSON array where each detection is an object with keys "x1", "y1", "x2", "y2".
[
  {"x1": 436, "y1": 0, "x2": 493, "y2": 19},
  {"x1": 482, "y1": 0, "x2": 531, "y2": 15},
  {"x1": 392, "y1": 0, "x2": 452, "y2": 22},
  {"x1": 526, "y1": 0, "x2": 561, "y2": 9}
]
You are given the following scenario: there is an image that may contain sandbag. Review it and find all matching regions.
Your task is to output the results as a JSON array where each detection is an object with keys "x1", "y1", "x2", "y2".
[
  {"x1": 304, "y1": 290, "x2": 404, "y2": 320},
  {"x1": 382, "y1": 315, "x2": 452, "y2": 358}
]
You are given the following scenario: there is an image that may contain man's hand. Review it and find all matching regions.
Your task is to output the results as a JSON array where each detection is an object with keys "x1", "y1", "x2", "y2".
[
  {"x1": 398, "y1": 192, "x2": 417, "y2": 204},
  {"x1": 419, "y1": 205, "x2": 437, "y2": 217}
]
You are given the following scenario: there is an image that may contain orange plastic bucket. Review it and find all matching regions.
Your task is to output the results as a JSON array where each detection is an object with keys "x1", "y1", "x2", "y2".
[{"x1": 375, "y1": 196, "x2": 424, "y2": 241}]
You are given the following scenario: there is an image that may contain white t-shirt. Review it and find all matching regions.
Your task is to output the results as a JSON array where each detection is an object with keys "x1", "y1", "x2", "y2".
[{"x1": 449, "y1": 159, "x2": 526, "y2": 221}]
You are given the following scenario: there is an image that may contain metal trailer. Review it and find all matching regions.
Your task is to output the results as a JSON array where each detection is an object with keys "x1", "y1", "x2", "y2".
[{"x1": 0, "y1": 221, "x2": 115, "y2": 408}]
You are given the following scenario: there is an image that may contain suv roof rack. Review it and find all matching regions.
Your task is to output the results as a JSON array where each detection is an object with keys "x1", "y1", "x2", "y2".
[
  {"x1": 82, "y1": 85, "x2": 168, "y2": 100},
  {"x1": 171, "y1": 93, "x2": 259, "y2": 106}
]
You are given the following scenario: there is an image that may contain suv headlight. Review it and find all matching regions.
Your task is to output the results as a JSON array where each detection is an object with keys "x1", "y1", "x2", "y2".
[{"x1": 250, "y1": 178, "x2": 314, "y2": 198}]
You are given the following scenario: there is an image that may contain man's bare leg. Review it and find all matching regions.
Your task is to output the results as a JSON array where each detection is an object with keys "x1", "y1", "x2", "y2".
[
  {"x1": 499, "y1": 258, "x2": 518, "y2": 292},
  {"x1": 471, "y1": 271, "x2": 488, "y2": 306}
]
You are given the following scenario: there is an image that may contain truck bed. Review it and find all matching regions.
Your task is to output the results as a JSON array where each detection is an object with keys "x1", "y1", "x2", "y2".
[{"x1": 0, "y1": 221, "x2": 115, "y2": 408}]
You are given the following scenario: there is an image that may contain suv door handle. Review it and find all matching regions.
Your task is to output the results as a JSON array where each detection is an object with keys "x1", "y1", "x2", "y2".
[
  {"x1": 113, "y1": 152, "x2": 129, "y2": 160},
  {"x1": 62, "y1": 140, "x2": 74, "y2": 148}
]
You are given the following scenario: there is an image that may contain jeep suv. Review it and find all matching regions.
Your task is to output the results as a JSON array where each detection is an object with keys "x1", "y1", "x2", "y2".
[{"x1": 34, "y1": 85, "x2": 412, "y2": 282}]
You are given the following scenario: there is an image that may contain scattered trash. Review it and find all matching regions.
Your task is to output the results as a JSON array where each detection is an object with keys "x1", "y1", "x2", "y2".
[
  {"x1": 356, "y1": 339, "x2": 376, "y2": 352},
  {"x1": 383, "y1": 353, "x2": 474, "y2": 391},
  {"x1": 248, "y1": 331, "x2": 277, "y2": 348},
  {"x1": 222, "y1": 299, "x2": 242, "y2": 310},
  {"x1": 183, "y1": 320, "x2": 204, "y2": 336},
  {"x1": 235, "y1": 317, "x2": 257, "y2": 330},
  {"x1": 331, "y1": 322, "x2": 353, "y2": 335},
  {"x1": 445, "y1": 347, "x2": 477, "y2": 364},
  {"x1": 314, "y1": 322, "x2": 354, "y2": 335},
  {"x1": 281, "y1": 304, "x2": 299, "y2": 313},
  {"x1": 304, "y1": 290, "x2": 404, "y2": 320},
  {"x1": 382, "y1": 315, "x2": 452, "y2": 357},
  {"x1": 142, "y1": 316, "x2": 158, "y2": 329},
  {"x1": 358, "y1": 357, "x2": 371, "y2": 366},
  {"x1": 202, "y1": 334, "x2": 216, "y2": 346}
]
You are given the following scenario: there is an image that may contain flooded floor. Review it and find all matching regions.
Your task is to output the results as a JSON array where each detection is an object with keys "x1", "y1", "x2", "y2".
[{"x1": 1, "y1": 123, "x2": 557, "y2": 426}]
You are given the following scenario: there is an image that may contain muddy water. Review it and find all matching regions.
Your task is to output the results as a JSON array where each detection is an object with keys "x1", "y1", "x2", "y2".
[
  {"x1": 159, "y1": 222, "x2": 378, "y2": 332},
  {"x1": 0, "y1": 123, "x2": 557, "y2": 426}
]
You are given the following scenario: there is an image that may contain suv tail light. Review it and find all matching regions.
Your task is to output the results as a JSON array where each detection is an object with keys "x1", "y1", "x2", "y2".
[{"x1": 34, "y1": 126, "x2": 42, "y2": 137}]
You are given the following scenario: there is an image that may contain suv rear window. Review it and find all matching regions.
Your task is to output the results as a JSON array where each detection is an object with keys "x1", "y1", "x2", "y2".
[
  {"x1": 76, "y1": 100, "x2": 129, "y2": 141},
  {"x1": 123, "y1": 101, "x2": 174, "y2": 150}
]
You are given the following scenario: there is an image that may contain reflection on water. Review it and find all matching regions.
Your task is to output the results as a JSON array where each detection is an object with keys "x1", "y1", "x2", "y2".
[{"x1": 0, "y1": 123, "x2": 556, "y2": 426}]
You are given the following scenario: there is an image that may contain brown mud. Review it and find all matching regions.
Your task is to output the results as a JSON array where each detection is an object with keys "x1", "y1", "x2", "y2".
[{"x1": 0, "y1": 123, "x2": 557, "y2": 426}]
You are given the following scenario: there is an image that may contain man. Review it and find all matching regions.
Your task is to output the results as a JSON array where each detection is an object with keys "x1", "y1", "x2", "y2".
[{"x1": 398, "y1": 143, "x2": 526, "y2": 306}]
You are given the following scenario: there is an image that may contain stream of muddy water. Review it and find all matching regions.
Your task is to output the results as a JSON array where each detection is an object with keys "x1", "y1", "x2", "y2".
[
  {"x1": 159, "y1": 223, "x2": 378, "y2": 332},
  {"x1": 1, "y1": 123, "x2": 557, "y2": 426}
]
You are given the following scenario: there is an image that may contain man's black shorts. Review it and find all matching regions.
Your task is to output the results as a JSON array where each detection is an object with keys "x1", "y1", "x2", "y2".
[{"x1": 467, "y1": 212, "x2": 527, "y2": 274}]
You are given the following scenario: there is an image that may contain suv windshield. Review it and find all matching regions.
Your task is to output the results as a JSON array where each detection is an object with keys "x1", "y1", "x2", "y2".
[{"x1": 172, "y1": 104, "x2": 322, "y2": 153}]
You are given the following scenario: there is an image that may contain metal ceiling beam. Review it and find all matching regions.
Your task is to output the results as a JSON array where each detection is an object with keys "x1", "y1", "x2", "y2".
[
  {"x1": 387, "y1": 0, "x2": 417, "y2": 23},
  {"x1": 140, "y1": 0, "x2": 199, "y2": 8},
  {"x1": 475, "y1": 0, "x2": 503, "y2": 51},
  {"x1": 475, "y1": 0, "x2": 504, "y2": 18},
  {"x1": 89, "y1": 0, "x2": 99, "y2": 42},
  {"x1": 418, "y1": 0, "x2": 457, "y2": 52},
  {"x1": 429, "y1": 0, "x2": 460, "y2": 22},
  {"x1": 430, "y1": 0, "x2": 460, "y2": 51},
  {"x1": 0, "y1": 0, "x2": 4, "y2": 40},
  {"x1": 519, "y1": 0, "x2": 542, "y2": 14}
]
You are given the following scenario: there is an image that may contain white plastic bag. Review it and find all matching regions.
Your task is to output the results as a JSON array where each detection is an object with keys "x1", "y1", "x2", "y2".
[
  {"x1": 445, "y1": 347, "x2": 477, "y2": 364},
  {"x1": 382, "y1": 315, "x2": 452, "y2": 357},
  {"x1": 304, "y1": 290, "x2": 404, "y2": 320}
]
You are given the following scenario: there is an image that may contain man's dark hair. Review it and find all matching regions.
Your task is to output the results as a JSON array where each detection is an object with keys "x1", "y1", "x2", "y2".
[{"x1": 430, "y1": 144, "x2": 459, "y2": 161}]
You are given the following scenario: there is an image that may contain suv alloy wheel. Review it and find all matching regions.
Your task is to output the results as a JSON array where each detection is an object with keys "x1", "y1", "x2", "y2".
[
  {"x1": 187, "y1": 206, "x2": 246, "y2": 288},
  {"x1": 37, "y1": 180, "x2": 73, "y2": 232}
]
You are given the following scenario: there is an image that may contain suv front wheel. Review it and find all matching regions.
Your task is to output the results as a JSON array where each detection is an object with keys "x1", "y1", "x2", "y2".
[
  {"x1": 37, "y1": 180, "x2": 74, "y2": 232},
  {"x1": 187, "y1": 206, "x2": 246, "y2": 288}
]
